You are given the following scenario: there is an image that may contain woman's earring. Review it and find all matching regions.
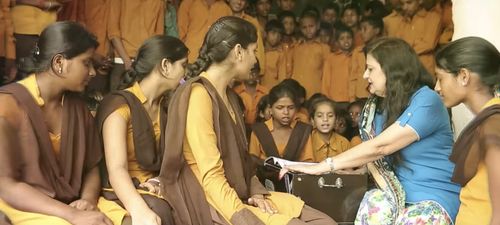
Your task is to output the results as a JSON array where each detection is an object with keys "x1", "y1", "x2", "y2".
[{"x1": 58, "y1": 68, "x2": 62, "y2": 74}]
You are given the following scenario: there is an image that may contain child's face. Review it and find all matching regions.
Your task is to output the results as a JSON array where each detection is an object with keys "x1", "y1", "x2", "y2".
[
  {"x1": 256, "y1": 0, "x2": 271, "y2": 17},
  {"x1": 319, "y1": 29, "x2": 331, "y2": 44},
  {"x1": 271, "y1": 96, "x2": 297, "y2": 126},
  {"x1": 401, "y1": 0, "x2": 421, "y2": 18},
  {"x1": 348, "y1": 105, "x2": 362, "y2": 128},
  {"x1": 321, "y1": 9, "x2": 337, "y2": 24},
  {"x1": 312, "y1": 103, "x2": 336, "y2": 134},
  {"x1": 360, "y1": 21, "x2": 379, "y2": 43},
  {"x1": 341, "y1": 9, "x2": 359, "y2": 28},
  {"x1": 278, "y1": 0, "x2": 295, "y2": 11},
  {"x1": 266, "y1": 30, "x2": 282, "y2": 47},
  {"x1": 334, "y1": 117, "x2": 347, "y2": 134},
  {"x1": 282, "y1": 17, "x2": 296, "y2": 36},
  {"x1": 300, "y1": 17, "x2": 318, "y2": 40},
  {"x1": 337, "y1": 32, "x2": 353, "y2": 52},
  {"x1": 228, "y1": 0, "x2": 247, "y2": 13}
]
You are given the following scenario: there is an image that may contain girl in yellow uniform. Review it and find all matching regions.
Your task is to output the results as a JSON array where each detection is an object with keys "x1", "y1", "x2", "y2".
[
  {"x1": 0, "y1": 22, "x2": 127, "y2": 225},
  {"x1": 434, "y1": 37, "x2": 500, "y2": 225}
]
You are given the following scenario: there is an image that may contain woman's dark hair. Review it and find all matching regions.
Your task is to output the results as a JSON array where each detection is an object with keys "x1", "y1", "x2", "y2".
[
  {"x1": 21, "y1": 21, "x2": 98, "y2": 74},
  {"x1": 268, "y1": 83, "x2": 299, "y2": 107},
  {"x1": 255, "y1": 94, "x2": 270, "y2": 123},
  {"x1": 119, "y1": 35, "x2": 188, "y2": 89},
  {"x1": 366, "y1": 37, "x2": 434, "y2": 165},
  {"x1": 366, "y1": 37, "x2": 434, "y2": 129},
  {"x1": 309, "y1": 97, "x2": 336, "y2": 119},
  {"x1": 435, "y1": 36, "x2": 500, "y2": 95},
  {"x1": 186, "y1": 16, "x2": 258, "y2": 78}
]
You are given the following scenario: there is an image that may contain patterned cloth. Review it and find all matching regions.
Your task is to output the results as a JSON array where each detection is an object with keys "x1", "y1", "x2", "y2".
[{"x1": 355, "y1": 189, "x2": 452, "y2": 225}]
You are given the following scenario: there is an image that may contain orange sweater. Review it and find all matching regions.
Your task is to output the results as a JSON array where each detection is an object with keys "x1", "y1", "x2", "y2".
[
  {"x1": 384, "y1": 9, "x2": 442, "y2": 75},
  {"x1": 177, "y1": 0, "x2": 231, "y2": 62},
  {"x1": 107, "y1": 0, "x2": 165, "y2": 58},
  {"x1": 84, "y1": 0, "x2": 111, "y2": 57},
  {"x1": 322, "y1": 50, "x2": 352, "y2": 102},
  {"x1": 290, "y1": 40, "x2": 330, "y2": 98},
  {"x1": 349, "y1": 45, "x2": 370, "y2": 100}
]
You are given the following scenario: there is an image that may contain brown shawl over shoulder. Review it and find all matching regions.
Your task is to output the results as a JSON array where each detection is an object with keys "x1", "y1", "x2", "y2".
[
  {"x1": 158, "y1": 77, "x2": 268, "y2": 225},
  {"x1": 95, "y1": 90, "x2": 167, "y2": 172},
  {"x1": 0, "y1": 83, "x2": 101, "y2": 203},
  {"x1": 252, "y1": 121, "x2": 312, "y2": 161},
  {"x1": 451, "y1": 104, "x2": 500, "y2": 186}
]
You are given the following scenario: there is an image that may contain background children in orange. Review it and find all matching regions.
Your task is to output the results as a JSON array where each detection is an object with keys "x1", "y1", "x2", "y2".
[
  {"x1": 310, "y1": 97, "x2": 350, "y2": 162},
  {"x1": 341, "y1": 4, "x2": 363, "y2": 48},
  {"x1": 0, "y1": 0, "x2": 15, "y2": 83},
  {"x1": 350, "y1": 16, "x2": 384, "y2": 101},
  {"x1": 233, "y1": 62, "x2": 269, "y2": 132},
  {"x1": 322, "y1": 24, "x2": 354, "y2": 104},
  {"x1": 383, "y1": 0, "x2": 442, "y2": 75},
  {"x1": 290, "y1": 10, "x2": 329, "y2": 98},
  {"x1": 262, "y1": 20, "x2": 288, "y2": 89}
]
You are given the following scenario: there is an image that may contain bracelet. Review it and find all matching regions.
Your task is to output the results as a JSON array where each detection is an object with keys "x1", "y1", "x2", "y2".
[
  {"x1": 45, "y1": 1, "x2": 52, "y2": 11},
  {"x1": 325, "y1": 157, "x2": 335, "y2": 173}
]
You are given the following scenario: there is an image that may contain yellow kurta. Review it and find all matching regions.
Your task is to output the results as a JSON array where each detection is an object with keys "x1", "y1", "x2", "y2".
[
  {"x1": 311, "y1": 129, "x2": 350, "y2": 162},
  {"x1": 0, "y1": 75, "x2": 127, "y2": 225},
  {"x1": 185, "y1": 80, "x2": 304, "y2": 224},
  {"x1": 233, "y1": 83, "x2": 269, "y2": 125},
  {"x1": 248, "y1": 118, "x2": 314, "y2": 162},
  {"x1": 384, "y1": 9, "x2": 442, "y2": 75},
  {"x1": 291, "y1": 40, "x2": 330, "y2": 98},
  {"x1": 350, "y1": 45, "x2": 370, "y2": 101},
  {"x1": 455, "y1": 97, "x2": 500, "y2": 225},
  {"x1": 113, "y1": 82, "x2": 160, "y2": 183},
  {"x1": 321, "y1": 50, "x2": 352, "y2": 102},
  {"x1": 177, "y1": 0, "x2": 231, "y2": 62},
  {"x1": 350, "y1": 135, "x2": 362, "y2": 147}
]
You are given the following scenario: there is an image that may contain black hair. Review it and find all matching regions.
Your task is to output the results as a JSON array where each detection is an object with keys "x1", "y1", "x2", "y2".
[
  {"x1": 335, "y1": 108, "x2": 354, "y2": 139},
  {"x1": 364, "y1": 0, "x2": 389, "y2": 18},
  {"x1": 119, "y1": 35, "x2": 188, "y2": 89},
  {"x1": 323, "y1": 3, "x2": 340, "y2": 15},
  {"x1": 435, "y1": 36, "x2": 500, "y2": 94},
  {"x1": 268, "y1": 83, "x2": 299, "y2": 107},
  {"x1": 265, "y1": 19, "x2": 285, "y2": 34},
  {"x1": 279, "y1": 78, "x2": 306, "y2": 101},
  {"x1": 300, "y1": 6, "x2": 320, "y2": 23},
  {"x1": 308, "y1": 96, "x2": 335, "y2": 118},
  {"x1": 334, "y1": 23, "x2": 353, "y2": 40},
  {"x1": 341, "y1": 3, "x2": 361, "y2": 18},
  {"x1": 186, "y1": 16, "x2": 258, "y2": 78},
  {"x1": 21, "y1": 21, "x2": 98, "y2": 74},
  {"x1": 278, "y1": 10, "x2": 296, "y2": 23},
  {"x1": 255, "y1": 94, "x2": 270, "y2": 123},
  {"x1": 360, "y1": 16, "x2": 384, "y2": 35},
  {"x1": 319, "y1": 22, "x2": 333, "y2": 34}
]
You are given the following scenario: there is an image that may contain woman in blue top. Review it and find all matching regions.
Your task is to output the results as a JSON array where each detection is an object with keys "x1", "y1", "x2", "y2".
[{"x1": 285, "y1": 37, "x2": 461, "y2": 224}]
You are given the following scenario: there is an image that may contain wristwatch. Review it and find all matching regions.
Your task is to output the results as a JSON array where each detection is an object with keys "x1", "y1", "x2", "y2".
[{"x1": 324, "y1": 157, "x2": 335, "y2": 173}]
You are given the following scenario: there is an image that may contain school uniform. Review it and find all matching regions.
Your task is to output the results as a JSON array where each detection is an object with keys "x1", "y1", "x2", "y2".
[{"x1": 321, "y1": 50, "x2": 352, "y2": 103}]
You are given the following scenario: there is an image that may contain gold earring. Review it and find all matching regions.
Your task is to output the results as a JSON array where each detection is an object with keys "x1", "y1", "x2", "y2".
[{"x1": 59, "y1": 68, "x2": 62, "y2": 74}]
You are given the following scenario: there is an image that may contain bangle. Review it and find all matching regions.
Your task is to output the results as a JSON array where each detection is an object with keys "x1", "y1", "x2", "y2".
[
  {"x1": 325, "y1": 157, "x2": 335, "y2": 173},
  {"x1": 45, "y1": 1, "x2": 52, "y2": 11}
]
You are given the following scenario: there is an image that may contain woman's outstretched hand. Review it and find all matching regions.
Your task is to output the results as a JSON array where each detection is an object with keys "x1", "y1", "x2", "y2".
[{"x1": 281, "y1": 162, "x2": 331, "y2": 176}]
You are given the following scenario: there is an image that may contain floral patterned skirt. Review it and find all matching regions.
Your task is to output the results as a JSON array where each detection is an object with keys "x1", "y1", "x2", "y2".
[{"x1": 355, "y1": 189, "x2": 452, "y2": 225}]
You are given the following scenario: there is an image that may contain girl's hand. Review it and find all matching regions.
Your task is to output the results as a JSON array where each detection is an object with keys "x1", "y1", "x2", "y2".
[
  {"x1": 139, "y1": 177, "x2": 162, "y2": 197},
  {"x1": 131, "y1": 208, "x2": 161, "y2": 225},
  {"x1": 69, "y1": 199, "x2": 97, "y2": 211},
  {"x1": 247, "y1": 194, "x2": 277, "y2": 214}
]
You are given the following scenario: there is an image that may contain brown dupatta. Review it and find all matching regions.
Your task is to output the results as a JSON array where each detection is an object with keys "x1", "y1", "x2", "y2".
[
  {"x1": 0, "y1": 83, "x2": 101, "y2": 203},
  {"x1": 251, "y1": 121, "x2": 312, "y2": 161},
  {"x1": 158, "y1": 77, "x2": 268, "y2": 225},
  {"x1": 450, "y1": 104, "x2": 500, "y2": 186},
  {"x1": 96, "y1": 90, "x2": 168, "y2": 172}
]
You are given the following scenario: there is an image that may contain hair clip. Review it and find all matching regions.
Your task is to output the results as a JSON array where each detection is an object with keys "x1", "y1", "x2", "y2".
[{"x1": 213, "y1": 21, "x2": 224, "y2": 33}]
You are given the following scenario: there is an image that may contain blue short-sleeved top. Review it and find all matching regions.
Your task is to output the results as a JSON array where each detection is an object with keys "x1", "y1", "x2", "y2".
[{"x1": 374, "y1": 86, "x2": 461, "y2": 220}]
